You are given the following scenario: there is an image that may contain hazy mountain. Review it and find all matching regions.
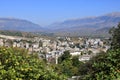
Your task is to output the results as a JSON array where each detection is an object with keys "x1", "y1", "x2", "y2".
[
  {"x1": 0, "y1": 18, "x2": 43, "y2": 32},
  {"x1": 0, "y1": 12, "x2": 120, "y2": 37},
  {"x1": 46, "y1": 12, "x2": 120, "y2": 37}
]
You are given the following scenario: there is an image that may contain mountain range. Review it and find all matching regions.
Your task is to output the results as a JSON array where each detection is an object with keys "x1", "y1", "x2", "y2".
[
  {"x1": 46, "y1": 12, "x2": 120, "y2": 37},
  {"x1": 0, "y1": 12, "x2": 120, "y2": 37},
  {"x1": 0, "y1": 18, "x2": 43, "y2": 32}
]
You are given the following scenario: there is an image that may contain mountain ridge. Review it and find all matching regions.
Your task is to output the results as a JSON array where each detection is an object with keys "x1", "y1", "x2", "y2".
[
  {"x1": 45, "y1": 12, "x2": 120, "y2": 37},
  {"x1": 0, "y1": 18, "x2": 43, "y2": 32},
  {"x1": 0, "y1": 12, "x2": 120, "y2": 37}
]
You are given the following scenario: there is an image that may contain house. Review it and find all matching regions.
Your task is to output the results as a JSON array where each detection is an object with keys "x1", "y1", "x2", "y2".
[
  {"x1": 79, "y1": 55, "x2": 91, "y2": 62},
  {"x1": 70, "y1": 52, "x2": 81, "y2": 56}
]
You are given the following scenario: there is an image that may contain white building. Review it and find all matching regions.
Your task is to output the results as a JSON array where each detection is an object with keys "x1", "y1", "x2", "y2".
[{"x1": 70, "y1": 52, "x2": 81, "y2": 56}]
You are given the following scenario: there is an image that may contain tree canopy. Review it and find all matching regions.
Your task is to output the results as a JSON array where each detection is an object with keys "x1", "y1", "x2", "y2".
[
  {"x1": 78, "y1": 23, "x2": 120, "y2": 80},
  {"x1": 79, "y1": 49, "x2": 120, "y2": 80},
  {"x1": 0, "y1": 47, "x2": 66, "y2": 80},
  {"x1": 109, "y1": 22, "x2": 120, "y2": 49}
]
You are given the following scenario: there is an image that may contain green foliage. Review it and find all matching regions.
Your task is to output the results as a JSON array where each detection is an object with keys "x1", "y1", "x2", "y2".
[
  {"x1": 0, "y1": 30, "x2": 23, "y2": 36},
  {"x1": 79, "y1": 49, "x2": 120, "y2": 80},
  {"x1": 0, "y1": 47, "x2": 67, "y2": 80},
  {"x1": 0, "y1": 30, "x2": 38, "y2": 38},
  {"x1": 72, "y1": 56, "x2": 83, "y2": 68},
  {"x1": 57, "y1": 51, "x2": 83, "y2": 77},
  {"x1": 109, "y1": 22, "x2": 120, "y2": 49},
  {"x1": 55, "y1": 59, "x2": 79, "y2": 77},
  {"x1": 78, "y1": 23, "x2": 120, "y2": 80},
  {"x1": 58, "y1": 50, "x2": 71, "y2": 63}
]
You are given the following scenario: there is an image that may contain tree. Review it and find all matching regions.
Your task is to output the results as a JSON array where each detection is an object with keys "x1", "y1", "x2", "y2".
[
  {"x1": 0, "y1": 47, "x2": 67, "y2": 80},
  {"x1": 72, "y1": 56, "x2": 83, "y2": 67},
  {"x1": 78, "y1": 23, "x2": 120, "y2": 79},
  {"x1": 78, "y1": 49, "x2": 120, "y2": 80},
  {"x1": 109, "y1": 22, "x2": 120, "y2": 49},
  {"x1": 58, "y1": 50, "x2": 71, "y2": 63}
]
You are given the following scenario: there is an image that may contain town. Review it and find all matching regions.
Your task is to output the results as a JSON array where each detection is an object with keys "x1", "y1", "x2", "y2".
[{"x1": 0, "y1": 34, "x2": 110, "y2": 63}]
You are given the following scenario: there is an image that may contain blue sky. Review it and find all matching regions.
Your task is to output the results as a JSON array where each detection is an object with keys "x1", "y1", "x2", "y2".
[{"x1": 0, "y1": 0, "x2": 120, "y2": 26}]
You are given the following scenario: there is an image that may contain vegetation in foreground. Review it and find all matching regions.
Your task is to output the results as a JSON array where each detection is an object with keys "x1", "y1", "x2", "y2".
[
  {"x1": 0, "y1": 47, "x2": 66, "y2": 80},
  {"x1": 78, "y1": 23, "x2": 120, "y2": 80},
  {"x1": 78, "y1": 49, "x2": 120, "y2": 80}
]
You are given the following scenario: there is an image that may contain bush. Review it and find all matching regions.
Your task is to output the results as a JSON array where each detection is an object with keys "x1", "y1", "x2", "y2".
[
  {"x1": 0, "y1": 47, "x2": 66, "y2": 80},
  {"x1": 79, "y1": 49, "x2": 120, "y2": 80}
]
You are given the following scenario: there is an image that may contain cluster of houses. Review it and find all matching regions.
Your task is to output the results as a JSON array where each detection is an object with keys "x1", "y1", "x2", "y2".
[{"x1": 0, "y1": 34, "x2": 110, "y2": 63}]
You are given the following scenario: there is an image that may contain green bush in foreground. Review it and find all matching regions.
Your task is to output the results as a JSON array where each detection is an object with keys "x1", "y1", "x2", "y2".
[
  {"x1": 79, "y1": 49, "x2": 120, "y2": 80},
  {"x1": 0, "y1": 47, "x2": 67, "y2": 80}
]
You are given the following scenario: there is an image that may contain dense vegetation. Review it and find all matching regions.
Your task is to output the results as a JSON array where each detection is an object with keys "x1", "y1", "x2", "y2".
[
  {"x1": 0, "y1": 30, "x2": 23, "y2": 36},
  {"x1": 0, "y1": 47, "x2": 66, "y2": 79},
  {"x1": 109, "y1": 22, "x2": 120, "y2": 49},
  {"x1": 78, "y1": 49, "x2": 120, "y2": 80},
  {"x1": 56, "y1": 51, "x2": 83, "y2": 77},
  {"x1": 78, "y1": 23, "x2": 120, "y2": 80},
  {"x1": 0, "y1": 30, "x2": 38, "y2": 38}
]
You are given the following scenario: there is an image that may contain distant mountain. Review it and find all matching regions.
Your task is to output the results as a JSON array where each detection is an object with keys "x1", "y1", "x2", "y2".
[
  {"x1": 46, "y1": 12, "x2": 120, "y2": 37},
  {"x1": 0, "y1": 12, "x2": 120, "y2": 37},
  {"x1": 0, "y1": 18, "x2": 43, "y2": 32}
]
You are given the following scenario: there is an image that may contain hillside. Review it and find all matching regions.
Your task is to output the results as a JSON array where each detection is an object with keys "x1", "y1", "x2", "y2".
[
  {"x1": 46, "y1": 12, "x2": 120, "y2": 37},
  {"x1": 0, "y1": 18, "x2": 43, "y2": 32},
  {"x1": 0, "y1": 12, "x2": 120, "y2": 37}
]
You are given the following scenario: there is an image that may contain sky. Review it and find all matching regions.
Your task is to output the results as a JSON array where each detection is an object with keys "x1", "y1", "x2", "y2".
[{"x1": 0, "y1": 0, "x2": 120, "y2": 26}]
